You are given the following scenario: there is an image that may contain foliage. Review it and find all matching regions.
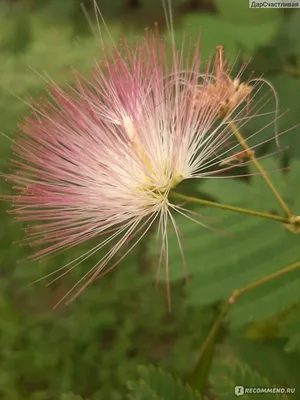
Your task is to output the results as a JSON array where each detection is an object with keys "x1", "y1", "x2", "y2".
[
  {"x1": 210, "y1": 356, "x2": 287, "y2": 400},
  {"x1": 280, "y1": 306, "x2": 300, "y2": 354},
  {"x1": 162, "y1": 159, "x2": 300, "y2": 329},
  {"x1": 225, "y1": 334, "x2": 299, "y2": 398},
  {"x1": 127, "y1": 365, "x2": 203, "y2": 399},
  {"x1": 243, "y1": 8, "x2": 300, "y2": 157},
  {"x1": 0, "y1": 215, "x2": 214, "y2": 400},
  {"x1": 60, "y1": 394, "x2": 86, "y2": 400}
]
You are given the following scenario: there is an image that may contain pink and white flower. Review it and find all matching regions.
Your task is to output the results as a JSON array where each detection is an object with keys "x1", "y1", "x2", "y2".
[{"x1": 4, "y1": 14, "x2": 278, "y2": 308}]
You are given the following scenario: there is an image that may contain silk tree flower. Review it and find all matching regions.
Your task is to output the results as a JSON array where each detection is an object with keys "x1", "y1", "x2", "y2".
[{"x1": 4, "y1": 23, "x2": 278, "y2": 308}]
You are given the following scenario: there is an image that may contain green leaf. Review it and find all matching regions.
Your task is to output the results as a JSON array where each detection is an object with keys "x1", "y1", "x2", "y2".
[
  {"x1": 210, "y1": 356, "x2": 288, "y2": 400},
  {"x1": 280, "y1": 307, "x2": 300, "y2": 354},
  {"x1": 29, "y1": 392, "x2": 55, "y2": 400},
  {"x1": 196, "y1": 178, "x2": 252, "y2": 206},
  {"x1": 244, "y1": 74, "x2": 300, "y2": 159},
  {"x1": 60, "y1": 394, "x2": 85, "y2": 400},
  {"x1": 215, "y1": 0, "x2": 282, "y2": 25},
  {"x1": 163, "y1": 159, "x2": 300, "y2": 328},
  {"x1": 37, "y1": 0, "x2": 77, "y2": 21},
  {"x1": 250, "y1": 44, "x2": 284, "y2": 75},
  {"x1": 175, "y1": 13, "x2": 281, "y2": 64},
  {"x1": 226, "y1": 334, "x2": 300, "y2": 398},
  {"x1": 199, "y1": 158, "x2": 288, "y2": 211},
  {"x1": 0, "y1": 8, "x2": 32, "y2": 54},
  {"x1": 127, "y1": 365, "x2": 203, "y2": 400},
  {"x1": 276, "y1": 9, "x2": 300, "y2": 57},
  {"x1": 242, "y1": 9, "x2": 300, "y2": 160}
]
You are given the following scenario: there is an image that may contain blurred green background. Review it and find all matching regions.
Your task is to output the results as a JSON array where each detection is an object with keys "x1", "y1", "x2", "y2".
[{"x1": 1, "y1": 1, "x2": 300, "y2": 399}]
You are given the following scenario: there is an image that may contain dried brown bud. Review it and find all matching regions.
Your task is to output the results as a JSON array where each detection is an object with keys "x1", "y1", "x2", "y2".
[{"x1": 193, "y1": 46, "x2": 252, "y2": 119}]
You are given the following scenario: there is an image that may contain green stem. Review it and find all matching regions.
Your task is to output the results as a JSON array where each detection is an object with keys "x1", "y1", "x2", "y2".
[
  {"x1": 189, "y1": 260, "x2": 300, "y2": 393},
  {"x1": 170, "y1": 191, "x2": 292, "y2": 225},
  {"x1": 231, "y1": 260, "x2": 300, "y2": 301},
  {"x1": 229, "y1": 122, "x2": 292, "y2": 217},
  {"x1": 281, "y1": 66, "x2": 300, "y2": 78},
  {"x1": 187, "y1": 301, "x2": 229, "y2": 395}
]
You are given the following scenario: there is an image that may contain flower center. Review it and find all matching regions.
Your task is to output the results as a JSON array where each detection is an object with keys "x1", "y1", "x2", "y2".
[{"x1": 123, "y1": 116, "x2": 184, "y2": 197}]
